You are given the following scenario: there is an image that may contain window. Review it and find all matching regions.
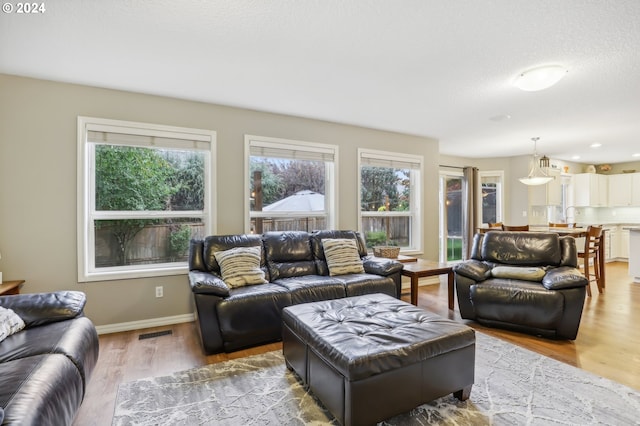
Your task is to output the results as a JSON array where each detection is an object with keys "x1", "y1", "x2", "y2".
[
  {"x1": 77, "y1": 117, "x2": 215, "y2": 282},
  {"x1": 245, "y1": 135, "x2": 337, "y2": 233},
  {"x1": 479, "y1": 171, "x2": 504, "y2": 225},
  {"x1": 358, "y1": 149, "x2": 422, "y2": 253}
]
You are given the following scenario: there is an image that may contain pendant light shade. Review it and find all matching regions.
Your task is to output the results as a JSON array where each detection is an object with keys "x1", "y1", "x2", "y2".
[{"x1": 519, "y1": 137, "x2": 554, "y2": 186}]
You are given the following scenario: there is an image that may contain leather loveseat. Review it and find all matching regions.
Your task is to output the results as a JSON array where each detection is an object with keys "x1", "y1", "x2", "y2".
[
  {"x1": 453, "y1": 231, "x2": 588, "y2": 340},
  {"x1": 0, "y1": 291, "x2": 99, "y2": 425},
  {"x1": 189, "y1": 230, "x2": 404, "y2": 354}
]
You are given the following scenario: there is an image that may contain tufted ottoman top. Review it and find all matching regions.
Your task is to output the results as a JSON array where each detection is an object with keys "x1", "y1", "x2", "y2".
[{"x1": 282, "y1": 293, "x2": 475, "y2": 381}]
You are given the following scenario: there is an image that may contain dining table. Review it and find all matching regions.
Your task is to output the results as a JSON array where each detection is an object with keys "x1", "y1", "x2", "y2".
[{"x1": 476, "y1": 226, "x2": 605, "y2": 289}]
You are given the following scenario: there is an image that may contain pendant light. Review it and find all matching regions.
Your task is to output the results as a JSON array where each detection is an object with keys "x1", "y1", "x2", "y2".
[{"x1": 519, "y1": 137, "x2": 554, "y2": 186}]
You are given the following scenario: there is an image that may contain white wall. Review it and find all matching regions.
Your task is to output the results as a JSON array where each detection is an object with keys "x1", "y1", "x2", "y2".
[{"x1": 0, "y1": 74, "x2": 439, "y2": 327}]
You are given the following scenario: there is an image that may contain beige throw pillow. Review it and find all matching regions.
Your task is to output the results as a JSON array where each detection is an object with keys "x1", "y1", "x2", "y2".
[
  {"x1": 322, "y1": 238, "x2": 365, "y2": 276},
  {"x1": 0, "y1": 306, "x2": 25, "y2": 343},
  {"x1": 214, "y1": 246, "x2": 268, "y2": 288},
  {"x1": 492, "y1": 266, "x2": 546, "y2": 282}
]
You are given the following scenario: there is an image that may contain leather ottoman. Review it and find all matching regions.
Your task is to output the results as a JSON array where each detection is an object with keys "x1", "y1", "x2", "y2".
[{"x1": 282, "y1": 293, "x2": 475, "y2": 426}]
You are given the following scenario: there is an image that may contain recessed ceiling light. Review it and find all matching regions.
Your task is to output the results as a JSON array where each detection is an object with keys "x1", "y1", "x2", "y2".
[
  {"x1": 489, "y1": 114, "x2": 511, "y2": 122},
  {"x1": 590, "y1": 143, "x2": 602, "y2": 148},
  {"x1": 633, "y1": 153, "x2": 640, "y2": 157},
  {"x1": 571, "y1": 155, "x2": 581, "y2": 160},
  {"x1": 512, "y1": 65, "x2": 568, "y2": 91}
]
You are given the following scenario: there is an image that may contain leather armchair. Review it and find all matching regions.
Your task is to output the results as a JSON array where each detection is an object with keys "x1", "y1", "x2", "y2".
[
  {"x1": 0, "y1": 291, "x2": 99, "y2": 425},
  {"x1": 454, "y1": 231, "x2": 588, "y2": 340}
]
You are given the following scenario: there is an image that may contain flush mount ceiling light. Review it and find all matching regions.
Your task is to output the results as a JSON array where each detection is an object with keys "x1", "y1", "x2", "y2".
[
  {"x1": 519, "y1": 137, "x2": 554, "y2": 186},
  {"x1": 513, "y1": 65, "x2": 568, "y2": 91}
]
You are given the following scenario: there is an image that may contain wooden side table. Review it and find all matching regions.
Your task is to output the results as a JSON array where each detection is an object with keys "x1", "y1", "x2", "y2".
[
  {"x1": 0, "y1": 280, "x2": 25, "y2": 296},
  {"x1": 400, "y1": 260, "x2": 454, "y2": 309}
]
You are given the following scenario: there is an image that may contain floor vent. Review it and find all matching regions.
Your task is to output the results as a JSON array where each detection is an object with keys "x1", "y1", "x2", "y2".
[{"x1": 138, "y1": 330, "x2": 173, "y2": 340}]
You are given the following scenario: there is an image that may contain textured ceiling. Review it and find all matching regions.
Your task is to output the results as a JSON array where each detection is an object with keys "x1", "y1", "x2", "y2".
[{"x1": 2, "y1": 0, "x2": 639, "y2": 164}]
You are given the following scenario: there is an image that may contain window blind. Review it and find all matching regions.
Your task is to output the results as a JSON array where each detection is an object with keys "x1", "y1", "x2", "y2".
[
  {"x1": 249, "y1": 140, "x2": 335, "y2": 162},
  {"x1": 360, "y1": 152, "x2": 422, "y2": 170},
  {"x1": 87, "y1": 127, "x2": 211, "y2": 151}
]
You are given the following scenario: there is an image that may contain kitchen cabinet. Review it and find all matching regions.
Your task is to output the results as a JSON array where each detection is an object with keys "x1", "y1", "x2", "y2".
[
  {"x1": 608, "y1": 173, "x2": 640, "y2": 207},
  {"x1": 607, "y1": 226, "x2": 630, "y2": 261},
  {"x1": 620, "y1": 228, "x2": 630, "y2": 259},
  {"x1": 633, "y1": 173, "x2": 640, "y2": 206},
  {"x1": 605, "y1": 226, "x2": 614, "y2": 261},
  {"x1": 529, "y1": 169, "x2": 562, "y2": 206},
  {"x1": 573, "y1": 173, "x2": 608, "y2": 207},
  {"x1": 608, "y1": 174, "x2": 633, "y2": 206},
  {"x1": 629, "y1": 228, "x2": 640, "y2": 283}
]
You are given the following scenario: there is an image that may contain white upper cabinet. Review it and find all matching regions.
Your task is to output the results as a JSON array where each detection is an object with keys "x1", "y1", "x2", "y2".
[
  {"x1": 608, "y1": 173, "x2": 633, "y2": 206},
  {"x1": 573, "y1": 173, "x2": 608, "y2": 207},
  {"x1": 608, "y1": 172, "x2": 640, "y2": 207}
]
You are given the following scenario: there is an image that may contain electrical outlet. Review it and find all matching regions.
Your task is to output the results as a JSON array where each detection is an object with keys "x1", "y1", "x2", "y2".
[{"x1": 155, "y1": 286, "x2": 163, "y2": 298}]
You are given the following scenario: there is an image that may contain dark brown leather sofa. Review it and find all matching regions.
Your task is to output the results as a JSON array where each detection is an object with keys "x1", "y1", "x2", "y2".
[
  {"x1": 0, "y1": 291, "x2": 99, "y2": 425},
  {"x1": 189, "y1": 230, "x2": 404, "y2": 354},
  {"x1": 454, "y1": 231, "x2": 588, "y2": 340}
]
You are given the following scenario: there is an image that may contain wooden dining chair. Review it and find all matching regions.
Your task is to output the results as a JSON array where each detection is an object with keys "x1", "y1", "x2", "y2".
[
  {"x1": 502, "y1": 224, "x2": 529, "y2": 231},
  {"x1": 549, "y1": 222, "x2": 577, "y2": 228},
  {"x1": 578, "y1": 225, "x2": 604, "y2": 297}
]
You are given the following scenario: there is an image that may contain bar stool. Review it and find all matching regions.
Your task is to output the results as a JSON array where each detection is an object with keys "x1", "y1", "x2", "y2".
[{"x1": 578, "y1": 225, "x2": 604, "y2": 297}]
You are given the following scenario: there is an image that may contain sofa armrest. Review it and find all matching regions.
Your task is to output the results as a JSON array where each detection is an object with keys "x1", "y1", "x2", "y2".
[
  {"x1": 362, "y1": 256, "x2": 404, "y2": 276},
  {"x1": 189, "y1": 271, "x2": 230, "y2": 297},
  {"x1": 453, "y1": 260, "x2": 492, "y2": 282},
  {"x1": 542, "y1": 267, "x2": 588, "y2": 290},
  {"x1": 0, "y1": 291, "x2": 86, "y2": 327}
]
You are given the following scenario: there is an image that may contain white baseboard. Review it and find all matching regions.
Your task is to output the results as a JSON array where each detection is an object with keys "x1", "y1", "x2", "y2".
[{"x1": 95, "y1": 313, "x2": 195, "y2": 335}]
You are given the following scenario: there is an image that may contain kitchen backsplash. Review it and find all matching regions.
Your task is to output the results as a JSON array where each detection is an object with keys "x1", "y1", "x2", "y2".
[{"x1": 574, "y1": 207, "x2": 640, "y2": 225}]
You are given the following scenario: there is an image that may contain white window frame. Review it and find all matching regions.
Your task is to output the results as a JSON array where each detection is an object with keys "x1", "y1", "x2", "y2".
[
  {"x1": 358, "y1": 148, "x2": 423, "y2": 254},
  {"x1": 244, "y1": 135, "x2": 338, "y2": 233},
  {"x1": 478, "y1": 170, "x2": 505, "y2": 226},
  {"x1": 77, "y1": 116, "x2": 216, "y2": 282}
]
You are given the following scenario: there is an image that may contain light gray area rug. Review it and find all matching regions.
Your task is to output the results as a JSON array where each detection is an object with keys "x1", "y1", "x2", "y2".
[{"x1": 113, "y1": 332, "x2": 640, "y2": 425}]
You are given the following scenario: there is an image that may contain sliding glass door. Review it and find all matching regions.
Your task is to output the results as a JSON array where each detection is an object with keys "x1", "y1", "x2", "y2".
[{"x1": 439, "y1": 171, "x2": 463, "y2": 262}]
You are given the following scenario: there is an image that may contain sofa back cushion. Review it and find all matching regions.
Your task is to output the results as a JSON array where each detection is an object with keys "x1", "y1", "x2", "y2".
[
  {"x1": 310, "y1": 230, "x2": 367, "y2": 275},
  {"x1": 197, "y1": 234, "x2": 266, "y2": 277},
  {"x1": 263, "y1": 231, "x2": 317, "y2": 280},
  {"x1": 481, "y1": 231, "x2": 561, "y2": 266}
]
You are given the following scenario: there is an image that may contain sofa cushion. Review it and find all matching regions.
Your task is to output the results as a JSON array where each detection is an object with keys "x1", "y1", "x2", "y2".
[
  {"x1": 263, "y1": 231, "x2": 317, "y2": 280},
  {"x1": 0, "y1": 354, "x2": 84, "y2": 426},
  {"x1": 322, "y1": 238, "x2": 365, "y2": 276},
  {"x1": 491, "y1": 266, "x2": 546, "y2": 282},
  {"x1": 1, "y1": 291, "x2": 86, "y2": 328},
  {"x1": 0, "y1": 317, "x2": 99, "y2": 394},
  {"x1": 272, "y1": 275, "x2": 346, "y2": 304},
  {"x1": 481, "y1": 231, "x2": 561, "y2": 266},
  {"x1": 214, "y1": 246, "x2": 268, "y2": 288},
  {"x1": 0, "y1": 307, "x2": 25, "y2": 343},
  {"x1": 202, "y1": 234, "x2": 264, "y2": 274},
  {"x1": 542, "y1": 267, "x2": 589, "y2": 290},
  {"x1": 470, "y1": 279, "x2": 564, "y2": 329}
]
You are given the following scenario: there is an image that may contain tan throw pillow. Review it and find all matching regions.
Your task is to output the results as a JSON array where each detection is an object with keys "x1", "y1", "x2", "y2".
[
  {"x1": 492, "y1": 266, "x2": 546, "y2": 282},
  {"x1": 0, "y1": 306, "x2": 26, "y2": 343},
  {"x1": 322, "y1": 238, "x2": 365, "y2": 276},
  {"x1": 214, "y1": 246, "x2": 268, "y2": 288}
]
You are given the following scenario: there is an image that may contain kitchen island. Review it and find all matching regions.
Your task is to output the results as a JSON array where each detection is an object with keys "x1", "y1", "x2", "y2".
[{"x1": 627, "y1": 227, "x2": 640, "y2": 283}]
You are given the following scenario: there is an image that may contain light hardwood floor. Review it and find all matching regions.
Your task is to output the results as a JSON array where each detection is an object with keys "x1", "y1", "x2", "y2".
[{"x1": 73, "y1": 262, "x2": 639, "y2": 425}]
